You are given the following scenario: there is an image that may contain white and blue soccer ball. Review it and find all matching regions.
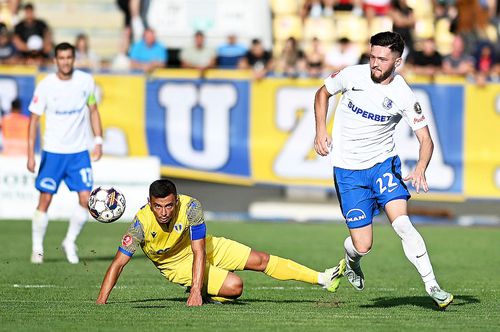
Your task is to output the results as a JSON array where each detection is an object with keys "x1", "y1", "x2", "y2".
[{"x1": 88, "y1": 186, "x2": 126, "y2": 223}]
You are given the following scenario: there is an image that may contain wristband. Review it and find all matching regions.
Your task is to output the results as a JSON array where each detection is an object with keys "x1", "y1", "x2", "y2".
[{"x1": 94, "y1": 136, "x2": 103, "y2": 145}]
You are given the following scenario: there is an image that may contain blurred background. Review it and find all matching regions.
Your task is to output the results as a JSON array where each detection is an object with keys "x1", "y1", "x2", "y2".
[{"x1": 0, "y1": 0, "x2": 499, "y2": 225}]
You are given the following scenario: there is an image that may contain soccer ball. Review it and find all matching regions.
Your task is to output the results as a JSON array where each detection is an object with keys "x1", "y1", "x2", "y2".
[{"x1": 88, "y1": 186, "x2": 126, "y2": 223}]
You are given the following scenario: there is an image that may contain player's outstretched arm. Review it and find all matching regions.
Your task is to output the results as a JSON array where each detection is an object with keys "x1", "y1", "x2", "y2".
[
  {"x1": 88, "y1": 103, "x2": 103, "y2": 162},
  {"x1": 404, "y1": 126, "x2": 434, "y2": 193},
  {"x1": 27, "y1": 114, "x2": 40, "y2": 173},
  {"x1": 314, "y1": 85, "x2": 332, "y2": 156},
  {"x1": 187, "y1": 238, "x2": 206, "y2": 307},
  {"x1": 96, "y1": 251, "x2": 131, "y2": 304}
]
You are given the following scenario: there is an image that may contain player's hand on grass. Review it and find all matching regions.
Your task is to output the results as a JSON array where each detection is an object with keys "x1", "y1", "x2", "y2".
[
  {"x1": 27, "y1": 157, "x2": 36, "y2": 173},
  {"x1": 314, "y1": 131, "x2": 332, "y2": 156},
  {"x1": 95, "y1": 299, "x2": 106, "y2": 305},
  {"x1": 92, "y1": 144, "x2": 103, "y2": 162},
  {"x1": 404, "y1": 167, "x2": 429, "y2": 194},
  {"x1": 186, "y1": 291, "x2": 203, "y2": 307}
]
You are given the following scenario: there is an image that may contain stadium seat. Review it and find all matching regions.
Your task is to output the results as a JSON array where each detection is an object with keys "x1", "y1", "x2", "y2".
[
  {"x1": 415, "y1": 18, "x2": 434, "y2": 40},
  {"x1": 407, "y1": 0, "x2": 433, "y2": 20},
  {"x1": 334, "y1": 15, "x2": 368, "y2": 43},
  {"x1": 369, "y1": 16, "x2": 393, "y2": 36},
  {"x1": 35, "y1": 0, "x2": 122, "y2": 59},
  {"x1": 270, "y1": 0, "x2": 299, "y2": 15},
  {"x1": 273, "y1": 15, "x2": 303, "y2": 41},
  {"x1": 435, "y1": 18, "x2": 454, "y2": 55},
  {"x1": 303, "y1": 17, "x2": 336, "y2": 43}
]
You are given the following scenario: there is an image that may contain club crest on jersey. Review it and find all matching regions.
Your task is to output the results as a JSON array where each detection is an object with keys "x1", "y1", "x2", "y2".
[
  {"x1": 382, "y1": 97, "x2": 393, "y2": 110},
  {"x1": 122, "y1": 234, "x2": 133, "y2": 247},
  {"x1": 414, "y1": 102, "x2": 422, "y2": 114},
  {"x1": 174, "y1": 223, "x2": 183, "y2": 233}
]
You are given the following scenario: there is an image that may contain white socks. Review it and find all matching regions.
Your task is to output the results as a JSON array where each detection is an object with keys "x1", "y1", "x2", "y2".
[
  {"x1": 63, "y1": 204, "x2": 88, "y2": 244},
  {"x1": 344, "y1": 236, "x2": 369, "y2": 268},
  {"x1": 392, "y1": 215, "x2": 439, "y2": 294},
  {"x1": 32, "y1": 210, "x2": 49, "y2": 254}
]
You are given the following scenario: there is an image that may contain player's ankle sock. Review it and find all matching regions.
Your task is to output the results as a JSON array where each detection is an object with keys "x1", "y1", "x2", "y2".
[
  {"x1": 264, "y1": 255, "x2": 319, "y2": 284},
  {"x1": 344, "y1": 236, "x2": 368, "y2": 269},
  {"x1": 392, "y1": 215, "x2": 438, "y2": 293},
  {"x1": 63, "y1": 205, "x2": 88, "y2": 244},
  {"x1": 32, "y1": 210, "x2": 49, "y2": 254}
]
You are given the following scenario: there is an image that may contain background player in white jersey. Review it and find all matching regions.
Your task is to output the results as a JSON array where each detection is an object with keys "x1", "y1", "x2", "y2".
[
  {"x1": 27, "y1": 42, "x2": 103, "y2": 264},
  {"x1": 313, "y1": 31, "x2": 453, "y2": 308}
]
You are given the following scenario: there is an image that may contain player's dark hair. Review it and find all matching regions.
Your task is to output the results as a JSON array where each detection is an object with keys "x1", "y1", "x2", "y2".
[
  {"x1": 149, "y1": 179, "x2": 177, "y2": 198},
  {"x1": 370, "y1": 31, "x2": 405, "y2": 57},
  {"x1": 54, "y1": 42, "x2": 75, "y2": 57}
]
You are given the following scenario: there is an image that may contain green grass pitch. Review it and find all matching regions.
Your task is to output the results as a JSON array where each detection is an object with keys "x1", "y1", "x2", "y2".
[{"x1": 1, "y1": 220, "x2": 499, "y2": 331}]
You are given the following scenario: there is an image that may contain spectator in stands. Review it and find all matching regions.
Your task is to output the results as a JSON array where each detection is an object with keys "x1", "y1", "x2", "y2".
[
  {"x1": 110, "y1": 30, "x2": 132, "y2": 72},
  {"x1": 409, "y1": 38, "x2": 443, "y2": 77},
  {"x1": 116, "y1": 0, "x2": 146, "y2": 50},
  {"x1": 276, "y1": 37, "x2": 306, "y2": 77},
  {"x1": 74, "y1": 33, "x2": 101, "y2": 72},
  {"x1": 474, "y1": 42, "x2": 498, "y2": 86},
  {"x1": 0, "y1": 98, "x2": 29, "y2": 156},
  {"x1": 454, "y1": 0, "x2": 490, "y2": 55},
  {"x1": 0, "y1": 23, "x2": 17, "y2": 64},
  {"x1": 442, "y1": 34, "x2": 475, "y2": 76},
  {"x1": 334, "y1": 0, "x2": 363, "y2": 14},
  {"x1": 129, "y1": 28, "x2": 166, "y2": 73},
  {"x1": 389, "y1": 0, "x2": 415, "y2": 55},
  {"x1": 301, "y1": 0, "x2": 325, "y2": 21},
  {"x1": 305, "y1": 37, "x2": 325, "y2": 78},
  {"x1": 13, "y1": 3, "x2": 51, "y2": 64},
  {"x1": 180, "y1": 31, "x2": 216, "y2": 76},
  {"x1": 238, "y1": 38, "x2": 273, "y2": 80},
  {"x1": 324, "y1": 37, "x2": 360, "y2": 72},
  {"x1": 216, "y1": 34, "x2": 247, "y2": 69},
  {"x1": 363, "y1": 0, "x2": 391, "y2": 29}
]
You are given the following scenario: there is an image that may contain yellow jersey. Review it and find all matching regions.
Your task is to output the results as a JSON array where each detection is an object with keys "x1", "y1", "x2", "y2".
[{"x1": 118, "y1": 194, "x2": 206, "y2": 275}]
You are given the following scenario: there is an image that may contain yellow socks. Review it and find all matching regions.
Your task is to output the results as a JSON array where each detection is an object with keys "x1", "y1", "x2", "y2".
[{"x1": 263, "y1": 255, "x2": 319, "y2": 285}]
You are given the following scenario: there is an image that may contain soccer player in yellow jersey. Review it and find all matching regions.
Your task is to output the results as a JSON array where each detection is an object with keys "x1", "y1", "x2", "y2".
[{"x1": 96, "y1": 179, "x2": 345, "y2": 306}]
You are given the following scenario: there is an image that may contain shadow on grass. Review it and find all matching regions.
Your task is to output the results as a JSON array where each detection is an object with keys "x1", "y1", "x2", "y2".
[
  {"x1": 112, "y1": 297, "x2": 325, "y2": 307},
  {"x1": 360, "y1": 295, "x2": 480, "y2": 310},
  {"x1": 43, "y1": 256, "x2": 116, "y2": 263}
]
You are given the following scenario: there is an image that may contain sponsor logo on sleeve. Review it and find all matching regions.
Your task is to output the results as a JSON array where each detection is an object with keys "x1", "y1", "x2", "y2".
[
  {"x1": 414, "y1": 102, "x2": 422, "y2": 114},
  {"x1": 413, "y1": 115, "x2": 426, "y2": 124}
]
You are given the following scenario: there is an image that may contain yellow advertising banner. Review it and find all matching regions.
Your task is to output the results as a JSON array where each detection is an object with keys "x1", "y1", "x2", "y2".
[
  {"x1": 251, "y1": 78, "x2": 336, "y2": 186},
  {"x1": 94, "y1": 75, "x2": 148, "y2": 156},
  {"x1": 464, "y1": 84, "x2": 500, "y2": 198}
]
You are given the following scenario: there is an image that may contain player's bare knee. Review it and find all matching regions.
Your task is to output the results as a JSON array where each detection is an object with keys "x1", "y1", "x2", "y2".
[
  {"x1": 354, "y1": 243, "x2": 372, "y2": 255},
  {"x1": 222, "y1": 274, "x2": 243, "y2": 298}
]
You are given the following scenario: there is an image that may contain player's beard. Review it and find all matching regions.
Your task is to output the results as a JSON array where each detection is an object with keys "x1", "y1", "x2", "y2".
[{"x1": 370, "y1": 66, "x2": 394, "y2": 83}]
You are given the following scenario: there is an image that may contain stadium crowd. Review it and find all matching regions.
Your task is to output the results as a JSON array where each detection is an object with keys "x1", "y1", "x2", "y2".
[{"x1": 0, "y1": 0, "x2": 499, "y2": 81}]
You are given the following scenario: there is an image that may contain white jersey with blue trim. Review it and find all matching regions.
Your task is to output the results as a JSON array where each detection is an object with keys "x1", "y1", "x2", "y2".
[
  {"x1": 29, "y1": 70, "x2": 95, "y2": 154},
  {"x1": 324, "y1": 64, "x2": 428, "y2": 170}
]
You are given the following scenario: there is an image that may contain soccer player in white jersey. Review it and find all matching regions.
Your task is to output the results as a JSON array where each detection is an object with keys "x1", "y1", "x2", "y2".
[
  {"x1": 313, "y1": 31, "x2": 453, "y2": 308},
  {"x1": 27, "y1": 42, "x2": 103, "y2": 264}
]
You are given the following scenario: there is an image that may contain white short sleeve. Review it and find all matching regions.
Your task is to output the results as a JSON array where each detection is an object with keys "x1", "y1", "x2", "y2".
[
  {"x1": 28, "y1": 83, "x2": 47, "y2": 115},
  {"x1": 324, "y1": 70, "x2": 346, "y2": 96},
  {"x1": 401, "y1": 97, "x2": 428, "y2": 131}
]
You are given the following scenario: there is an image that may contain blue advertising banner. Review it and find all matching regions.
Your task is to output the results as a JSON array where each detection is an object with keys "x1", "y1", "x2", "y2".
[
  {"x1": 394, "y1": 84, "x2": 464, "y2": 194},
  {"x1": 145, "y1": 78, "x2": 251, "y2": 181},
  {"x1": 0, "y1": 74, "x2": 35, "y2": 116}
]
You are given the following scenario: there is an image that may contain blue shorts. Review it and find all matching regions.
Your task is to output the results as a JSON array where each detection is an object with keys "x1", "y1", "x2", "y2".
[
  {"x1": 36, "y1": 150, "x2": 93, "y2": 194},
  {"x1": 334, "y1": 156, "x2": 410, "y2": 229}
]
